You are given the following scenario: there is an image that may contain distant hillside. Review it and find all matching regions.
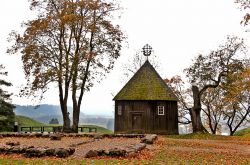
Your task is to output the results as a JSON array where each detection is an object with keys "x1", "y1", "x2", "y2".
[
  {"x1": 14, "y1": 104, "x2": 114, "y2": 130},
  {"x1": 14, "y1": 104, "x2": 61, "y2": 117},
  {"x1": 14, "y1": 104, "x2": 84, "y2": 124}
]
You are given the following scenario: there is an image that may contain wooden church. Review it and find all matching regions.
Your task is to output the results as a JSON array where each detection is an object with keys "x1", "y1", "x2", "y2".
[{"x1": 113, "y1": 45, "x2": 179, "y2": 134}]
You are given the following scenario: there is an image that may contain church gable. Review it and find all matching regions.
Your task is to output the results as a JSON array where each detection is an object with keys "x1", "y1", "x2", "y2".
[{"x1": 114, "y1": 60, "x2": 177, "y2": 101}]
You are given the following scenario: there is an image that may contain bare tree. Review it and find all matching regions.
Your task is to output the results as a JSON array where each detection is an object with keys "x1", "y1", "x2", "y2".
[
  {"x1": 201, "y1": 87, "x2": 224, "y2": 134},
  {"x1": 235, "y1": 0, "x2": 250, "y2": 26},
  {"x1": 122, "y1": 49, "x2": 160, "y2": 81},
  {"x1": 165, "y1": 76, "x2": 192, "y2": 125}
]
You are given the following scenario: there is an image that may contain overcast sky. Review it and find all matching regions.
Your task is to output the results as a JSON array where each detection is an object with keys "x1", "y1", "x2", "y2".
[{"x1": 0, "y1": 0, "x2": 249, "y2": 115}]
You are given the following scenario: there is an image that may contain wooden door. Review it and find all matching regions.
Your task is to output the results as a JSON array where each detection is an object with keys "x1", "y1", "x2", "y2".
[{"x1": 132, "y1": 113, "x2": 142, "y2": 130}]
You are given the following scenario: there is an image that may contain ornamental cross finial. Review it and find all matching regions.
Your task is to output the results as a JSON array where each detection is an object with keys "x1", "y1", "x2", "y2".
[{"x1": 142, "y1": 44, "x2": 152, "y2": 60}]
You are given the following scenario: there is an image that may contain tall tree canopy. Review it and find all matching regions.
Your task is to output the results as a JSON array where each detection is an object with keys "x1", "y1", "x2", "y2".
[
  {"x1": 8, "y1": 0, "x2": 124, "y2": 132},
  {"x1": 167, "y1": 40, "x2": 249, "y2": 135},
  {"x1": 0, "y1": 64, "x2": 15, "y2": 132},
  {"x1": 184, "y1": 36, "x2": 246, "y2": 133},
  {"x1": 222, "y1": 64, "x2": 250, "y2": 135}
]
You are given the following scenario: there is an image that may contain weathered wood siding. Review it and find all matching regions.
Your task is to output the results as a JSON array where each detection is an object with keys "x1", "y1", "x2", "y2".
[{"x1": 114, "y1": 100, "x2": 178, "y2": 134}]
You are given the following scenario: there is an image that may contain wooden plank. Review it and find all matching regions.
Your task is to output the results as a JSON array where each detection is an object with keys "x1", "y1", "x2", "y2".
[
  {"x1": 114, "y1": 100, "x2": 178, "y2": 134},
  {"x1": 20, "y1": 126, "x2": 32, "y2": 133}
]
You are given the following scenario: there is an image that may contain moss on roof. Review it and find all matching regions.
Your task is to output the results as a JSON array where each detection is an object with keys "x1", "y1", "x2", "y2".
[{"x1": 114, "y1": 60, "x2": 178, "y2": 101}]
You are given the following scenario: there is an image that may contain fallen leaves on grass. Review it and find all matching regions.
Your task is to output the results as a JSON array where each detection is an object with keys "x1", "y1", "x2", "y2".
[{"x1": 156, "y1": 135, "x2": 250, "y2": 164}]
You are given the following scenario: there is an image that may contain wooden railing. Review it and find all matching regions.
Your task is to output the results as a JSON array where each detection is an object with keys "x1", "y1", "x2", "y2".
[{"x1": 20, "y1": 126, "x2": 97, "y2": 133}]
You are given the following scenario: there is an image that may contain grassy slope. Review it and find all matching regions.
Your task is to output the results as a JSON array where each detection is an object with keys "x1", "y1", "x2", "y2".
[
  {"x1": 234, "y1": 127, "x2": 250, "y2": 136},
  {"x1": 166, "y1": 132, "x2": 226, "y2": 140},
  {"x1": 79, "y1": 124, "x2": 113, "y2": 134},
  {"x1": 15, "y1": 115, "x2": 44, "y2": 126}
]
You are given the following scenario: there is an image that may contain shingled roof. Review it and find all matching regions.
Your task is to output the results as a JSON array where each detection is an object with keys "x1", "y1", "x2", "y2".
[{"x1": 113, "y1": 60, "x2": 178, "y2": 101}]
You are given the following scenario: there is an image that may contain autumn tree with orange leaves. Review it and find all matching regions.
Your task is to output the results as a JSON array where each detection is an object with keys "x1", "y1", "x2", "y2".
[
  {"x1": 200, "y1": 66, "x2": 250, "y2": 135},
  {"x1": 8, "y1": 0, "x2": 124, "y2": 132},
  {"x1": 222, "y1": 64, "x2": 250, "y2": 135},
  {"x1": 167, "y1": 60, "x2": 250, "y2": 135},
  {"x1": 184, "y1": 36, "x2": 246, "y2": 133}
]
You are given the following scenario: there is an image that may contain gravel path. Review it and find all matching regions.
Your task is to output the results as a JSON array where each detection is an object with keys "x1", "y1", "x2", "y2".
[
  {"x1": 0, "y1": 136, "x2": 142, "y2": 159},
  {"x1": 73, "y1": 138, "x2": 141, "y2": 158},
  {"x1": 0, "y1": 137, "x2": 90, "y2": 149}
]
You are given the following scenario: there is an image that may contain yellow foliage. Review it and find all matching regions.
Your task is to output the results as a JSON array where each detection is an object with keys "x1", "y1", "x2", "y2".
[{"x1": 223, "y1": 67, "x2": 250, "y2": 103}]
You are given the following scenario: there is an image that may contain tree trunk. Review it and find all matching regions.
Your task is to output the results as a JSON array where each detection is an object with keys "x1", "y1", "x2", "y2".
[
  {"x1": 62, "y1": 106, "x2": 71, "y2": 133},
  {"x1": 71, "y1": 54, "x2": 80, "y2": 133},
  {"x1": 71, "y1": 80, "x2": 79, "y2": 133},
  {"x1": 211, "y1": 123, "x2": 218, "y2": 134},
  {"x1": 229, "y1": 125, "x2": 234, "y2": 136},
  {"x1": 59, "y1": 83, "x2": 71, "y2": 132},
  {"x1": 71, "y1": 12, "x2": 95, "y2": 133},
  {"x1": 72, "y1": 106, "x2": 80, "y2": 133},
  {"x1": 191, "y1": 85, "x2": 207, "y2": 133},
  {"x1": 190, "y1": 108, "x2": 207, "y2": 133},
  {"x1": 206, "y1": 104, "x2": 216, "y2": 134},
  {"x1": 71, "y1": 82, "x2": 79, "y2": 133}
]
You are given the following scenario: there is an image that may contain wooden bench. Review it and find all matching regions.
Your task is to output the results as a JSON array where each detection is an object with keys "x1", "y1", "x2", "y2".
[
  {"x1": 78, "y1": 126, "x2": 97, "y2": 133},
  {"x1": 20, "y1": 126, "x2": 32, "y2": 133}
]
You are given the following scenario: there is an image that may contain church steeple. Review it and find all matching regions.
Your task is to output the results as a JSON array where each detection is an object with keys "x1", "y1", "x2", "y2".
[{"x1": 142, "y1": 44, "x2": 152, "y2": 61}]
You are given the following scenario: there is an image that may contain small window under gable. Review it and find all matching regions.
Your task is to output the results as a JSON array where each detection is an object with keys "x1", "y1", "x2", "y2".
[
  {"x1": 117, "y1": 105, "x2": 122, "y2": 115},
  {"x1": 157, "y1": 106, "x2": 165, "y2": 115}
]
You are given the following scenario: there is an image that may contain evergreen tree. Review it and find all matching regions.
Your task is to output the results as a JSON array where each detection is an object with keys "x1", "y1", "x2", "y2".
[
  {"x1": 0, "y1": 64, "x2": 15, "y2": 132},
  {"x1": 49, "y1": 118, "x2": 59, "y2": 124}
]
